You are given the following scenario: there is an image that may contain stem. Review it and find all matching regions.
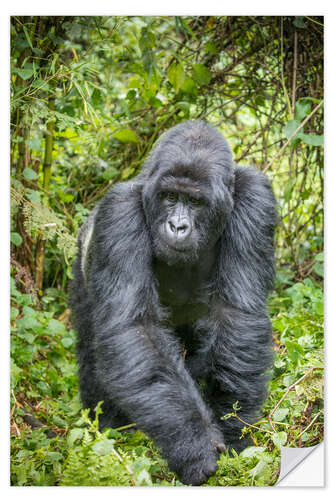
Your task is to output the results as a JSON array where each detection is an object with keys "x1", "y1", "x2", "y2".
[
  {"x1": 43, "y1": 96, "x2": 55, "y2": 191},
  {"x1": 115, "y1": 423, "x2": 137, "y2": 432},
  {"x1": 280, "y1": 18, "x2": 292, "y2": 117},
  {"x1": 35, "y1": 94, "x2": 55, "y2": 290},
  {"x1": 298, "y1": 410, "x2": 323, "y2": 439},
  {"x1": 291, "y1": 30, "x2": 298, "y2": 118},
  {"x1": 268, "y1": 366, "x2": 324, "y2": 431},
  {"x1": 232, "y1": 413, "x2": 273, "y2": 434}
]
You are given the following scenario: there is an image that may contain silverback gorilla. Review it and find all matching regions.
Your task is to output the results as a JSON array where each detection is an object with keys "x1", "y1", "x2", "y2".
[{"x1": 70, "y1": 120, "x2": 276, "y2": 485}]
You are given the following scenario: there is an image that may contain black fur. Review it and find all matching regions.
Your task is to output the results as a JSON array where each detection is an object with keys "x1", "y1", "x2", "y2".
[{"x1": 70, "y1": 120, "x2": 276, "y2": 485}]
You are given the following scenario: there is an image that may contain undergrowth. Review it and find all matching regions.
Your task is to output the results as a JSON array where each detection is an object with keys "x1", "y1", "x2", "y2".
[{"x1": 10, "y1": 265, "x2": 323, "y2": 486}]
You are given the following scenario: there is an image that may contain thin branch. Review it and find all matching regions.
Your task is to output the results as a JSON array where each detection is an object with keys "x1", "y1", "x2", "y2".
[
  {"x1": 280, "y1": 18, "x2": 292, "y2": 117},
  {"x1": 115, "y1": 422, "x2": 137, "y2": 432},
  {"x1": 268, "y1": 366, "x2": 324, "y2": 431},
  {"x1": 233, "y1": 413, "x2": 274, "y2": 434},
  {"x1": 298, "y1": 410, "x2": 323, "y2": 439},
  {"x1": 305, "y1": 17, "x2": 324, "y2": 27},
  {"x1": 291, "y1": 30, "x2": 298, "y2": 118},
  {"x1": 263, "y1": 100, "x2": 323, "y2": 173}
]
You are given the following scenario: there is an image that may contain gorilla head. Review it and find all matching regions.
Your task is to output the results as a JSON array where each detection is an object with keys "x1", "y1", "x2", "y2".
[{"x1": 141, "y1": 121, "x2": 235, "y2": 264}]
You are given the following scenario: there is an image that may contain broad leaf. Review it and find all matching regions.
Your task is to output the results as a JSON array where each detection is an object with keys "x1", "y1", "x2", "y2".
[{"x1": 113, "y1": 129, "x2": 139, "y2": 144}]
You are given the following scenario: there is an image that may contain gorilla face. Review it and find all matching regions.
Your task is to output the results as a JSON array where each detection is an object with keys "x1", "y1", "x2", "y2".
[
  {"x1": 150, "y1": 174, "x2": 222, "y2": 263},
  {"x1": 156, "y1": 190, "x2": 208, "y2": 262},
  {"x1": 141, "y1": 121, "x2": 235, "y2": 264}
]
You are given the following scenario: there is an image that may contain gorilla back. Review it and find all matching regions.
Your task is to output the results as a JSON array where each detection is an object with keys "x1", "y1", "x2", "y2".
[{"x1": 70, "y1": 120, "x2": 276, "y2": 485}]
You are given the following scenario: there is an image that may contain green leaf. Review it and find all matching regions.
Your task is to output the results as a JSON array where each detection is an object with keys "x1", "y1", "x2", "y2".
[
  {"x1": 301, "y1": 432, "x2": 310, "y2": 442},
  {"x1": 168, "y1": 63, "x2": 186, "y2": 93},
  {"x1": 283, "y1": 374, "x2": 296, "y2": 387},
  {"x1": 26, "y1": 189, "x2": 41, "y2": 202},
  {"x1": 26, "y1": 137, "x2": 42, "y2": 151},
  {"x1": 67, "y1": 428, "x2": 84, "y2": 447},
  {"x1": 204, "y1": 42, "x2": 219, "y2": 54},
  {"x1": 135, "y1": 468, "x2": 153, "y2": 486},
  {"x1": 46, "y1": 452, "x2": 62, "y2": 463},
  {"x1": 58, "y1": 191, "x2": 75, "y2": 203},
  {"x1": 11, "y1": 307, "x2": 19, "y2": 321},
  {"x1": 31, "y1": 79, "x2": 50, "y2": 91},
  {"x1": 293, "y1": 17, "x2": 306, "y2": 28},
  {"x1": 102, "y1": 166, "x2": 118, "y2": 181},
  {"x1": 22, "y1": 305, "x2": 37, "y2": 317},
  {"x1": 23, "y1": 26, "x2": 34, "y2": 50},
  {"x1": 313, "y1": 262, "x2": 324, "y2": 277},
  {"x1": 61, "y1": 337, "x2": 74, "y2": 348},
  {"x1": 295, "y1": 99, "x2": 311, "y2": 121},
  {"x1": 284, "y1": 119, "x2": 302, "y2": 140},
  {"x1": 37, "y1": 381, "x2": 50, "y2": 394},
  {"x1": 285, "y1": 340, "x2": 304, "y2": 365},
  {"x1": 139, "y1": 27, "x2": 155, "y2": 51},
  {"x1": 12, "y1": 67, "x2": 34, "y2": 80},
  {"x1": 181, "y1": 78, "x2": 198, "y2": 96},
  {"x1": 120, "y1": 167, "x2": 135, "y2": 180},
  {"x1": 313, "y1": 298, "x2": 323, "y2": 315},
  {"x1": 16, "y1": 316, "x2": 40, "y2": 330},
  {"x1": 112, "y1": 129, "x2": 139, "y2": 144},
  {"x1": 11, "y1": 232, "x2": 22, "y2": 246},
  {"x1": 128, "y1": 77, "x2": 142, "y2": 89},
  {"x1": 92, "y1": 439, "x2": 115, "y2": 456},
  {"x1": 23, "y1": 168, "x2": 38, "y2": 181},
  {"x1": 192, "y1": 64, "x2": 211, "y2": 85},
  {"x1": 47, "y1": 319, "x2": 66, "y2": 335},
  {"x1": 24, "y1": 332, "x2": 35, "y2": 344},
  {"x1": 53, "y1": 415, "x2": 67, "y2": 427},
  {"x1": 249, "y1": 456, "x2": 272, "y2": 479},
  {"x1": 272, "y1": 431, "x2": 287, "y2": 448},
  {"x1": 274, "y1": 357, "x2": 285, "y2": 369},
  {"x1": 126, "y1": 89, "x2": 136, "y2": 101},
  {"x1": 273, "y1": 408, "x2": 289, "y2": 422},
  {"x1": 240, "y1": 446, "x2": 266, "y2": 458},
  {"x1": 298, "y1": 133, "x2": 323, "y2": 147}
]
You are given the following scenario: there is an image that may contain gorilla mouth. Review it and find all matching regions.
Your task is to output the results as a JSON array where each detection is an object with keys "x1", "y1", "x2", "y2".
[
  {"x1": 168, "y1": 243, "x2": 187, "y2": 252},
  {"x1": 155, "y1": 236, "x2": 194, "y2": 260},
  {"x1": 164, "y1": 239, "x2": 192, "y2": 253}
]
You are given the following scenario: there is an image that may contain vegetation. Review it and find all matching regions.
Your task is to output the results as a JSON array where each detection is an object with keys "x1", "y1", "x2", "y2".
[{"x1": 10, "y1": 16, "x2": 323, "y2": 486}]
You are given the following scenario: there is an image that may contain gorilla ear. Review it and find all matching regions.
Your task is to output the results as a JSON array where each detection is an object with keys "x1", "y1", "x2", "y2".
[{"x1": 217, "y1": 166, "x2": 277, "y2": 312}]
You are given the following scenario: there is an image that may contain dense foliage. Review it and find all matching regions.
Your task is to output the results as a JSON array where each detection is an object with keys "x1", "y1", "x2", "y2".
[{"x1": 10, "y1": 16, "x2": 323, "y2": 486}]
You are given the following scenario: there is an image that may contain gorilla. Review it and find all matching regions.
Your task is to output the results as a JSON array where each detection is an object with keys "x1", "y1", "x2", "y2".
[{"x1": 70, "y1": 120, "x2": 276, "y2": 485}]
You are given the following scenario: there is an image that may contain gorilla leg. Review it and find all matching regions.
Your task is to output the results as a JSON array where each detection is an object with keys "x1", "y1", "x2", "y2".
[
  {"x1": 92, "y1": 320, "x2": 225, "y2": 485},
  {"x1": 193, "y1": 306, "x2": 273, "y2": 452}
]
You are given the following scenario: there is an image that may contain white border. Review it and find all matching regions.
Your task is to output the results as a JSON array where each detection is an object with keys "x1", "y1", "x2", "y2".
[{"x1": 2, "y1": 4, "x2": 331, "y2": 498}]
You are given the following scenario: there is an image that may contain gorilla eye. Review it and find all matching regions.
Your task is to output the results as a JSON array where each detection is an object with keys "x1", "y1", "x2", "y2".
[
  {"x1": 189, "y1": 197, "x2": 201, "y2": 205},
  {"x1": 165, "y1": 192, "x2": 178, "y2": 202}
]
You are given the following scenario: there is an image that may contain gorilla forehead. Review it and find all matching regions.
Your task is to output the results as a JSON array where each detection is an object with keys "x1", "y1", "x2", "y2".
[
  {"x1": 147, "y1": 120, "x2": 234, "y2": 182},
  {"x1": 158, "y1": 120, "x2": 231, "y2": 151},
  {"x1": 158, "y1": 173, "x2": 209, "y2": 199}
]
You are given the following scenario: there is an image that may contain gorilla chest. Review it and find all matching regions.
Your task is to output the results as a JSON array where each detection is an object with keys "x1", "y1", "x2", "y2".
[{"x1": 153, "y1": 259, "x2": 212, "y2": 327}]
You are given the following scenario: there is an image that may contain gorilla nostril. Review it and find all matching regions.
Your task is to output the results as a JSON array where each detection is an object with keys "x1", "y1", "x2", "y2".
[
  {"x1": 168, "y1": 220, "x2": 176, "y2": 233},
  {"x1": 178, "y1": 223, "x2": 189, "y2": 233}
]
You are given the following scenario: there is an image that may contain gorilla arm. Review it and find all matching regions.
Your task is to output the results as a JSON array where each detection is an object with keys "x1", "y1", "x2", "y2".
[
  {"x1": 191, "y1": 166, "x2": 276, "y2": 450},
  {"x1": 79, "y1": 182, "x2": 225, "y2": 485}
]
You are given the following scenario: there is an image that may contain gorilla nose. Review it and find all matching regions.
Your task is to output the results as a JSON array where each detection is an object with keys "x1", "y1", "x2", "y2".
[{"x1": 167, "y1": 217, "x2": 191, "y2": 240}]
